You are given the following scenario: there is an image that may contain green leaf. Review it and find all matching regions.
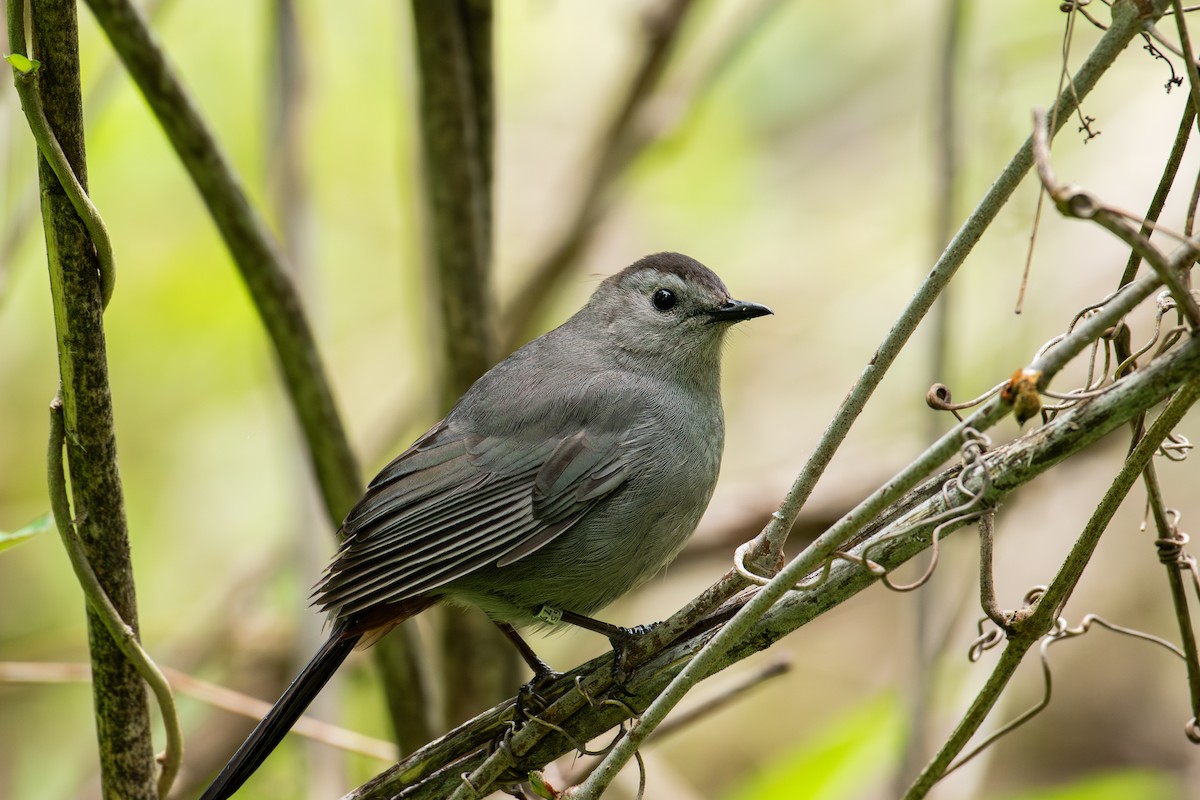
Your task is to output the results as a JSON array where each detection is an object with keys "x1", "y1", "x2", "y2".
[
  {"x1": 526, "y1": 771, "x2": 555, "y2": 799},
  {"x1": 0, "y1": 513, "x2": 52, "y2": 553},
  {"x1": 5, "y1": 52, "x2": 41, "y2": 74}
]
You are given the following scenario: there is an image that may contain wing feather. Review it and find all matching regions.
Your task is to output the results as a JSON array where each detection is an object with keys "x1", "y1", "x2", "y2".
[
  {"x1": 315, "y1": 374, "x2": 655, "y2": 620},
  {"x1": 334, "y1": 472, "x2": 526, "y2": 562},
  {"x1": 324, "y1": 505, "x2": 538, "y2": 614},
  {"x1": 326, "y1": 495, "x2": 528, "y2": 591}
]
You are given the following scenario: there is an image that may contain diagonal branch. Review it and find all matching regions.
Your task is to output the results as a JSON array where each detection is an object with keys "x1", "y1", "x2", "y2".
[
  {"x1": 753, "y1": 0, "x2": 1175, "y2": 563},
  {"x1": 81, "y1": 0, "x2": 362, "y2": 526}
]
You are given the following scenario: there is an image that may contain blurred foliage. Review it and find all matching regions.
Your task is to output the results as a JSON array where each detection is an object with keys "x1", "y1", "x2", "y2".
[
  {"x1": 723, "y1": 693, "x2": 902, "y2": 800},
  {"x1": 992, "y1": 770, "x2": 1181, "y2": 800},
  {"x1": 2, "y1": 0, "x2": 1199, "y2": 798},
  {"x1": 0, "y1": 513, "x2": 50, "y2": 553}
]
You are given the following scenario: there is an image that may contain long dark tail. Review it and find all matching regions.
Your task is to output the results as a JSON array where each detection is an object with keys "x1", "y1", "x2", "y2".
[{"x1": 200, "y1": 629, "x2": 362, "y2": 800}]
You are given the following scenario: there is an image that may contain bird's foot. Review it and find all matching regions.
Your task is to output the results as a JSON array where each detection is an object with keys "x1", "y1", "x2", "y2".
[
  {"x1": 515, "y1": 668, "x2": 564, "y2": 721},
  {"x1": 607, "y1": 622, "x2": 659, "y2": 683},
  {"x1": 543, "y1": 609, "x2": 662, "y2": 683}
]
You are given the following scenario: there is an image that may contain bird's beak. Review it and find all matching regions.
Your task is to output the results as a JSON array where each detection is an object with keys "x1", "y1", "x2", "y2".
[{"x1": 707, "y1": 299, "x2": 773, "y2": 323}]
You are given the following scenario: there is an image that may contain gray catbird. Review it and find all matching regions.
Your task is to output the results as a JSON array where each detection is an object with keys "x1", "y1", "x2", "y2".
[{"x1": 201, "y1": 251, "x2": 771, "y2": 799}]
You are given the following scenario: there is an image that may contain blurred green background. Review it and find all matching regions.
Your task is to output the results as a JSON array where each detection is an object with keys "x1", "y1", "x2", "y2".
[{"x1": 2, "y1": 1, "x2": 1199, "y2": 798}]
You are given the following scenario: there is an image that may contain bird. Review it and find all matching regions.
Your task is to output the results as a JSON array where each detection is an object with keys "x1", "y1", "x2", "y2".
[{"x1": 199, "y1": 251, "x2": 771, "y2": 799}]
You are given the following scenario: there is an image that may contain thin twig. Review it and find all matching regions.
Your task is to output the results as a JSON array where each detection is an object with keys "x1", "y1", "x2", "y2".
[
  {"x1": 1188, "y1": 158, "x2": 1200, "y2": 238},
  {"x1": 652, "y1": 658, "x2": 790, "y2": 740},
  {"x1": 1017, "y1": 0, "x2": 1083, "y2": 314},
  {"x1": 500, "y1": 0, "x2": 697, "y2": 350},
  {"x1": 166, "y1": 664, "x2": 399, "y2": 761},
  {"x1": 1141, "y1": 463, "x2": 1200, "y2": 737},
  {"x1": 0, "y1": 660, "x2": 401, "y2": 761},
  {"x1": 977, "y1": 512, "x2": 1009, "y2": 630},
  {"x1": 1172, "y1": 0, "x2": 1200, "y2": 129},
  {"x1": 1118, "y1": 99, "x2": 1195, "y2": 286},
  {"x1": 48, "y1": 398, "x2": 182, "y2": 797},
  {"x1": 1031, "y1": 106, "x2": 1200, "y2": 328},
  {"x1": 6, "y1": 7, "x2": 114, "y2": 308}
]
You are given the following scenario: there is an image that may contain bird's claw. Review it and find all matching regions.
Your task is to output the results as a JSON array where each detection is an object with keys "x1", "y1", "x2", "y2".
[
  {"x1": 515, "y1": 669, "x2": 563, "y2": 721},
  {"x1": 607, "y1": 622, "x2": 659, "y2": 683}
]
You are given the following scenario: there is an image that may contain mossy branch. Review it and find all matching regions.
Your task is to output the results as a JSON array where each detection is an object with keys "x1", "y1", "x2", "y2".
[
  {"x1": 48, "y1": 398, "x2": 183, "y2": 797},
  {"x1": 11, "y1": 0, "x2": 158, "y2": 795}
]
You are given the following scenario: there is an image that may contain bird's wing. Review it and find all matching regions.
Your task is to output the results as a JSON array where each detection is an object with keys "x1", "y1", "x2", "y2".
[{"x1": 313, "y1": 412, "x2": 638, "y2": 618}]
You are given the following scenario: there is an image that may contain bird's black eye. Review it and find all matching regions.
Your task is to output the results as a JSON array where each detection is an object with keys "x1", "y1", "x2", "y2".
[{"x1": 651, "y1": 288, "x2": 676, "y2": 312}]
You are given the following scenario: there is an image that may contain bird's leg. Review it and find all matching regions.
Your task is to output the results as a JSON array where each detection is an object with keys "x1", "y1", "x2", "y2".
[
  {"x1": 494, "y1": 621, "x2": 561, "y2": 719},
  {"x1": 496, "y1": 621, "x2": 558, "y2": 679},
  {"x1": 555, "y1": 609, "x2": 661, "y2": 681},
  {"x1": 554, "y1": 608, "x2": 659, "y2": 641}
]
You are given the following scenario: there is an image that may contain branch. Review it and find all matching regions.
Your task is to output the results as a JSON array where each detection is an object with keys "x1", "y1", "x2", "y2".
[
  {"x1": 11, "y1": 0, "x2": 158, "y2": 795},
  {"x1": 753, "y1": 0, "x2": 1174, "y2": 564},
  {"x1": 48, "y1": 399, "x2": 182, "y2": 797},
  {"x1": 1141, "y1": 459, "x2": 1200, "y2": 740},
  {"x1": 409, "y1": 0, "x2": 517, "y2": 734},
  {"x1": 0, "y1": 660, "x2": 398, "y2": 761},
  {"x1": 1031, "y1": 106, "x2": 1200, "y2": 328},
  {"x1": 411, "y1": 0, "x2": 494, "y2": 404},
  {"x1": 499, "y1": 0, "x2": 697, "y2": 350},
  {"x1": 80, "y1": 0, "x2": 362, "y2": 526}
]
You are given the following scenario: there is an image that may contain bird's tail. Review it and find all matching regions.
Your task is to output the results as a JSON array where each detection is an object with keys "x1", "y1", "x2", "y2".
[{"x1": 200, "y1": 629, "x2": 361, "y2": 800}]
